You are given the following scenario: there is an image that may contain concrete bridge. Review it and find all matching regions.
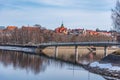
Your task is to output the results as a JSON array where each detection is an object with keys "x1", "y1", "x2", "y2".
[
  {"x1": 1, "y1": 42, "x2": 120, "y2": 61},
  {"x1": 37, "y1": 42, "x2": 120, "y2": 61},
  {"x1": 39, "y1": 42, "x2": 120, "y2": 47}
]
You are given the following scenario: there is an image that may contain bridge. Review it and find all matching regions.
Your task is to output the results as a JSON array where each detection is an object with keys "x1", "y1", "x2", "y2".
[
  {"x1": 37, "y1": 42, "x2": 120, "y2": 60},
  {"x1": 1, "y1": 42, "x2": 120, "y2": 61},
  {"x1": 39, "y1": 42, "x2": 120, "y2": 47}
]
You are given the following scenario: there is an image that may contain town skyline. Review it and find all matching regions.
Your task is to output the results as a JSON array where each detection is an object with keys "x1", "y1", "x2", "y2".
[
  {"x1": 0, "y1": 23, "x2": 116, "y2": 31},
  {"x1": 0, "y1": 0, "x2": 117, "y2": 30}
]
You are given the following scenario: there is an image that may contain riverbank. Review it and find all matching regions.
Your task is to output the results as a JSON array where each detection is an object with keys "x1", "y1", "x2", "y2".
[
  {"x1": 87, "y1": 62, "x2": 120, "y2": 78},
  {"x1": 85, "y1": 52, "x2": 120, "y2": 79}
]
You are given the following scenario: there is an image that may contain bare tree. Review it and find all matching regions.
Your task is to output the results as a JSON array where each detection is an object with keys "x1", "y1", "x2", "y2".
[{"x1": 112, "y1": 0, "x2": 120, "y2": 32}]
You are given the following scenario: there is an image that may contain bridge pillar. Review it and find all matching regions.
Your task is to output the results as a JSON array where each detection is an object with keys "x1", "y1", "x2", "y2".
[
  {"x1": 104, "y1": 46, "x2": 107, "y2": 56},
  {"x1": 54, "y1": 46, "x2": 58, "y2": 57},
  {"x1": 75, "y1": 46, "x2": 78, "y2": 62}
]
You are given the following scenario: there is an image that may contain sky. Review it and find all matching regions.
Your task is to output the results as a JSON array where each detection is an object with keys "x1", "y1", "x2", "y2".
[{"x1": 0, "y1": 0, "x2": 117, "y2": 30}]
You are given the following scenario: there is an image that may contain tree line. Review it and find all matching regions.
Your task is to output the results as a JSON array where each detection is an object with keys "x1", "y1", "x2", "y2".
[{"x1": 0, "y1": 26, "x2": 114, "y2": 45}]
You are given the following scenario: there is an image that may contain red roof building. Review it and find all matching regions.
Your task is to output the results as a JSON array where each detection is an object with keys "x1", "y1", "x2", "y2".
[
  {"x1": 6, "y1": 26, "x2": 17, "y2": 31},
  {"x1": 86, "y1": 30, "x2": 99, "y2": 35},
  {"x1": 55, "y1": 23, "x2": 68, "y2": 34}
]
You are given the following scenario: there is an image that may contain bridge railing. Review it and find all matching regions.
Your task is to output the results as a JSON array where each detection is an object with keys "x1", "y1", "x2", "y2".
[{"x1": 39, "y1": 41, "x2": 120, "y2": 47}]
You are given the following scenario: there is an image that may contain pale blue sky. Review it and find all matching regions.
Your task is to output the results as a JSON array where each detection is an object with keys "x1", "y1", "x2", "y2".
[{"x1": 0, "y1": 0, "x2": 117, "y2": 30}]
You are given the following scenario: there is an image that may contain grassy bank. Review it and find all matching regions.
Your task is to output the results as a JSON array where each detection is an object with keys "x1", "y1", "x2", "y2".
[
  {"x1": 42, "y1": 46, "x2": 117, "y2": 55},
  {"x1": 113, "y1": 49, "x2": 120, "y2": 55}
]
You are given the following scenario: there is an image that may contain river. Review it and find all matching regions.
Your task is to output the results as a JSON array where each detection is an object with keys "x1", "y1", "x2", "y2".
[{"x1": 0, "y1": 50, "x2": 110, "y2": 80}]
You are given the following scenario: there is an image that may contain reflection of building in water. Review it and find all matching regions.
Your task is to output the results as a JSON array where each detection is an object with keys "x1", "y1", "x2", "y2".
[{"x1": 0, "y1": 50, "x2": 48, "y2": 74}]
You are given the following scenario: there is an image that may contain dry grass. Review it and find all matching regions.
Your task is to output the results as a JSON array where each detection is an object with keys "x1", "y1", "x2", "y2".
[
  {"x1": 113, "y1": 49, "x2": 120, "y2": 55},
  {"x1": 41, "y1": 46, "x2": 117, "y2": 56}
]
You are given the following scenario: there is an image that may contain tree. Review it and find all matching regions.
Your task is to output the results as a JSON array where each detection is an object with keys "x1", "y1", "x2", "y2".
[
  {"x1": 112, "y1": 0, "x2": 120, "y2": 32},
  {"x1": 96, "y1": 28, "x2": 100, "y2": 32}
]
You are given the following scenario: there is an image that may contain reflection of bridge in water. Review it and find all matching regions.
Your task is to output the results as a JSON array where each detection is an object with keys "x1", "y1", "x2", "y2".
[
  {"x1": 38, "y1": 42, "x2": 120, "y2": 61},
  {"x1": 0, "y1": 50, "x2": 104, "y2": 74}
]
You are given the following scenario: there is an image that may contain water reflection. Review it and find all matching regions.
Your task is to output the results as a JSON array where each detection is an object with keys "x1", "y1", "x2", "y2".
[
  {"x1": 56, "y1": 52, "x2": 104, "y2": 64},
  {"x1": 0, "y1": 50, "x2": 105, "y2": 74},
  {"x1": 0, "y1": 50, "x2": 47, "y2": 74},
  {"x1": 0, "y1": 50, "x2": 107, "y2": 80}
]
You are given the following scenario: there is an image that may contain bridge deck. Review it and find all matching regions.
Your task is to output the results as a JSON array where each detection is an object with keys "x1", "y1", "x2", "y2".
[{"x1": 39, "y1": 42, "x2": 120, "y2": 47}]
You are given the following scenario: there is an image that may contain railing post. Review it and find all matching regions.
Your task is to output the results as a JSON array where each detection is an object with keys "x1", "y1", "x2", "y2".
[
  {"x1": 75, "y1": 46, "x2": 78, "y2": 62},
  {"x1": 54, "y1": 46, "x2": 58, "y2": 58},
  {"x1": 104, "y1": 46, "x2": 107, "y2": 56}
]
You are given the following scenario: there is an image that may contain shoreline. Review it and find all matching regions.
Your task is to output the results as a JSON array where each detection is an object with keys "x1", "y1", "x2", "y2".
[{"x1": 85, "y1": 53, "x2": 120, "y2": 79}]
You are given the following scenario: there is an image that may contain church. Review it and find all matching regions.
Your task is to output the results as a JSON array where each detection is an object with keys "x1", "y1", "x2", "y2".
[{"x1": 55, "y1": 23, "x2": 68, "y2": 34}]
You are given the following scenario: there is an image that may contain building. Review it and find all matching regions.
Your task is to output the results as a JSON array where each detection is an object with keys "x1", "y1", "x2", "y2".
[
  {"x1": 86, "y1": 30, "x2": 99, "y2": 35},
  {"x1": 22, "y1": 26, "x2": 40, "y2": 31},
  {"x1": 55, "y1": 23, "x2": 68, "y2": 34},
  {"x1": 6, "y1": 26, "x2": 17, "y2": 31},
  {"x1": 68, "y1": 28, "x2": 85, "y2": 35},
  {"x1": 96, "y1": 29, "x2": 112, "y2": 36}
]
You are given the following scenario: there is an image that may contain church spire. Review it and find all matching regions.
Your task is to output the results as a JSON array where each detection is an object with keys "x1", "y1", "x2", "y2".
[{"x1": 61, "y1": 21, "x2": 64, "y2": 27}]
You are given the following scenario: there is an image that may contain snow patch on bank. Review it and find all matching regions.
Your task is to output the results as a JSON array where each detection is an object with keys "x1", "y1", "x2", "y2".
[
  {"x1": 90, "y1": 62, "x2": 120, "y2": 71},
  {"x1": 103, "y1": 76, "x2": 120, "y2": 80},
  {"x1": 0, "y1": 46, "x2": 35, "y2": 53}
]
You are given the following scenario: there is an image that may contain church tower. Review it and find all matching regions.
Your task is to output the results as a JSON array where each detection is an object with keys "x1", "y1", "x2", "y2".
[{"x1": 61, "y1": 21, "x2": 64, "y2": 28}]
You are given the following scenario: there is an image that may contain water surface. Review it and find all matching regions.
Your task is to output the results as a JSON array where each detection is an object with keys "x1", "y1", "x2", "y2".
[{"x1": 0, "y1": 50, "x2": 106, "y2": 80}]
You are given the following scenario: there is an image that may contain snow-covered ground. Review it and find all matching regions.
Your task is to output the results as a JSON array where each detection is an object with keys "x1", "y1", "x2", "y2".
[
  {"x1": 0, "y1": 46, "x2": 35, "y2": 53},
  {"x1": 90, "y1": 62, "x2": 120, "y2": 72}
]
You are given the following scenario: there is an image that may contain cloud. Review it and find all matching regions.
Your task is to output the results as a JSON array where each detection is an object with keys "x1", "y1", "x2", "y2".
[
  {"x1": 0, "y1": 0, "x2": 116, "y2": 30},
  {"x1": 26, "y1": 0, "x2": 116, "y2": 11},
  {"x1": 0, "y1": 7, "x2": 112, "y2": 30},
  {"x1": 0, "y1": 0, "x2": 116, "y2": 11}
]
